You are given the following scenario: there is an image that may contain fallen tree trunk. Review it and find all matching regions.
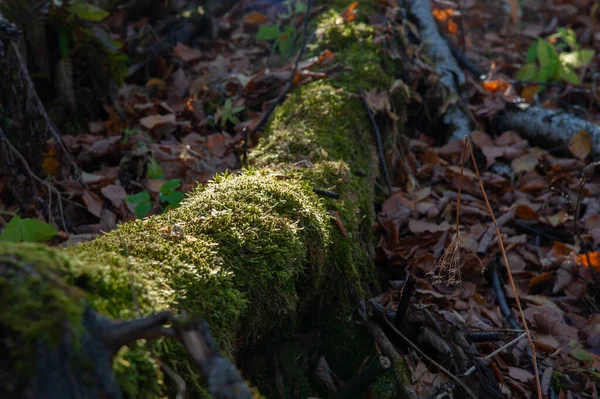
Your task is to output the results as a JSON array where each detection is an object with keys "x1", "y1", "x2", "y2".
[
  {"x1": 1, "y1": 4, "x2": 408, "y2": 398},
  {"x1": 406, "y1": 0, "x2": 472, "y2": 140},
  {"x1": 502, "y1": 105, "x2": 600, "y2": 153}
]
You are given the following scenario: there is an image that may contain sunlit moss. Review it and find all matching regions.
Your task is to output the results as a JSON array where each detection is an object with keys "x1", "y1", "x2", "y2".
[{"x1": 0, "y1": 3, "x2": 406, "y2": 397}]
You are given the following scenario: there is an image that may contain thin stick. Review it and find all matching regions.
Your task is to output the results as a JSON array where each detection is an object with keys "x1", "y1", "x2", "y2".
[
  {"x1": 463, "y1": 136, "x2": 542, "y2": 399},
  {"x1": 381, "y1": 311, "x2": 478, "y2": 399},
  {"x1": 463, "y1": 332, "x2": 527, "y2": 377},
  {"x1": 0, "y1": 127, "x2": 67, "y2": 232},
  {"x1": 358, "y1": 86, "x2": 393, "y2": 195}
]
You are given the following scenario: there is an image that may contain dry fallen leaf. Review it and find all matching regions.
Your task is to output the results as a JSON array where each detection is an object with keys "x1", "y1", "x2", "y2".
[
  {"x1": 408, "y1": 219, "x2": 451, "y2": 234},
  {"x1": 140, "y1": 114, "x2": 176, "y2": 130},
  {"x1": 172, "y1": 42, "x2": 202, "y2": 62},
  {"x1": 340, "y1": 1, "x2": 358, "y2": 22},
  {"x1": 82, "y1": 190, "x2": 103, "y2": 218},
  {"x1": 545, "y1": 210, "x2": 567, "y2": 227},
  {"x1": 508, "y1": 367, "x2": 534, "y2": 383},
  {"x1": 245, "y1": 11, "x2": 270, "y2": 26},
  {"x1": 579, "y1": 251, "x2": 600, "y2": 272},
  {"x1": 568, "y1": 130, "x2": 592, "y2": 160},
  {"x1": 511, "y1": 154, "x2": 538, "y2": 174},
  {"x1": 101, "y1": 184, "x2": 127, "y2": 208}
]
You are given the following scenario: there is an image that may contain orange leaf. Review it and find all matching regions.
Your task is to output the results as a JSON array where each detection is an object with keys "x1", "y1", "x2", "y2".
[
  {"x1": 529, "y1": 271, "x2": 554, "y2": 289},
  {"x1": 317, "y1": 49, "x2": 335, "y2": 65},
  {"x1": 245, "y1": 11, "x2": 270, "y2": 26},
  {"x1": 515, "y1": 204, "x2": 537, "y2": 220},
  {"x1": 448, "y1": 19, "x2": 458, "y2": 35},
  {"x1": 432, "y1": 7, "x2": 452, "y2": 22},
  {"x1": 568, "y1": 130, "x2": 592, "y2": 160},
  {"x1": 579, "y1": 251, "x2": 600, "y2": 271},
  {"x1": 481, "y1": 79, "x2": 510, "y2": 93},
  {"x1": 340, "y1": 1, "x2": 358, "y2": 22},
  {"x1": 41, "y1": 144, "x2": 59, "y2": 177},
  {"x1": 520, "y1": 85, "x2": 538, "y2": 103}
]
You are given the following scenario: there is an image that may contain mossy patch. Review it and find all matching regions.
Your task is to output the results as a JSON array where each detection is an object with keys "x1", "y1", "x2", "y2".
[{"x1": 0, "y1": 3, "x2": 407, "y2": 397}]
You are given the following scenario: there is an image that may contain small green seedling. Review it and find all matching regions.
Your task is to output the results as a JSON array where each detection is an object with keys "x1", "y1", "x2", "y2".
[
  {"x1": 125, "y1": 190, "x2": 152, "y2": 219},
  {"x1": 146, "y1": 156, "x2": 164, "y2": 180},
  {"x1": 0, "y1": 213, "x2": 57, "y2": 243},
  {"x1": 125, "y1": 179, "x2": 185, "y2": 219},
  {"x1": 160, "y1": 178, "x2": 185, "y2": 210},
  {"x1": 214, "y1": 99, "x2": 245, "y2": 128},
  {"x1": 257, "y1": 23, "x2": 297, "y2": 57},
  {"x1": 518, "y1": 28, "x2": 595, "y2": 86}
]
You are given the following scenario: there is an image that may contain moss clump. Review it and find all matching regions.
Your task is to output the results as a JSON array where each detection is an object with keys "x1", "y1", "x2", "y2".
[{"x1": 0, "y1": 2, "x2": 407, "y2": 397}]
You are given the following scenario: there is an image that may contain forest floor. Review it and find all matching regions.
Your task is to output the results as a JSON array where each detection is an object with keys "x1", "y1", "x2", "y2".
[{"x1": 1, "y1": 0, "x2": 600, "y2": 397}]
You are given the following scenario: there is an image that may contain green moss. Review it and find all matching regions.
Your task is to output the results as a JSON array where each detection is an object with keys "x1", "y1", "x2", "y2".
[
  {"x1": 370, "y1": 358, "x2": 412, "y2": 399},
  {"x1": 0, "y1": 3, "x2": 408, "y2": 397},
  {"x1": 0, "y1": 243, "x2": 87, "y2": 389}
]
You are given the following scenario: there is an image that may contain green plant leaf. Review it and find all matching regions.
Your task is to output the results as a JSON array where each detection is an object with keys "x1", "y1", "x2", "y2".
[
  {"x1": 228, "y1": 114, "x2": 241, "y2": 125},
  {"x1": 571, "y1": 349, "x2": 593, "y2": 362},
  {"x1": 560, "y1": 49, "x2": 595, "y2": 69},
  {"x1": 125, "y1": 190, "x2": 150, "y2": 205},
  {"x1": 231, "y1": 106, "x2": 245, "y2": 114},
  {"x1": 0, "y1": 216, "x2": 57, "y2": 243},
  {"x1": 278, "y1": 33, "x2": 292, "y2": 57},
  {"x1": 160, "y1": 191, "x2": 185, "y2": 206},
  {"x1": 134, "y1": 201, "x2": 152, "y2": 219},
  {"x1": 517, "y1": 63, "x2": 538, "y2": 81},
  {"x1": 146, "y1": 157, "x2": 164, "y2": 179},
  {"x1": 21, "y1": 219, "x2": 58, "y2": 242},
  {"x1": 556, "y1": 27, "x2": 579, "y2": 50},
  {"x1": 70, "y1": 1, "x2": 109, "y2": 21},
  {"x1": 559, "y1": 65, "x2": 580, "y2": 85},
  {"x1": 537, "y1": 38, "x2": 560, "y2": 71},
  {"x1": 160, "y1": 178, "x2": 181, "y2": 195},
  {"x1": 525, "y1": 42, "x2": 538, "y2": 63},
  {"x1": 256, "y1": 25, "x2": 280, "y2": 41}
]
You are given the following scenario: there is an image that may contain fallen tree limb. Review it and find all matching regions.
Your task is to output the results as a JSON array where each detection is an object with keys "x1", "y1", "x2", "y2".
[
  {"x1": 501, "y1": 104, "x2": 600, "y2": 153},
  {"x1": 406, "y1": 0, "x2": 472, "y2": 140}
]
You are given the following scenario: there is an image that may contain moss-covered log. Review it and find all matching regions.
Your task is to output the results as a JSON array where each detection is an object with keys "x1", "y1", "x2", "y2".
[{"x1": 1, "y1": 4, "x2": 407, "y2": 398}]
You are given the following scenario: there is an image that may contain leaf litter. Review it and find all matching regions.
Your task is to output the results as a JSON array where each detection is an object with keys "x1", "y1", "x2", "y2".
[{"x1": 0, "y1": 0, "x2": 599, "y2": 397}]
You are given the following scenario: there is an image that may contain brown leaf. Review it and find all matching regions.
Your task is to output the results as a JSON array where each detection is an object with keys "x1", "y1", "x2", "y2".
[
  {"x1": 529, "y1": 271, "x2": 553, "y2": 289},
  {"x1": 515, "y1": 204, "x2": 537, "y2": 220},
  {"x1": 245, "y1": 11, "x2": 270, "y2": 25},
  {"x1": 544, "y1": 210, "x2": 567, "y2": 227},
  {"x1": 140, "y1": 114, "x2": 176, "y2": 130},
  {"x1": 172, "y1": 42, "x2": 202, "y2": 62},
  {"x1": 408, "y1": 219, "x2": 451, "y2": 234},
  {"x1": 82, "y1": 190, "x2": 103, "y2": 218},
  {"x1": 511, "y1": 154, "x2": 538, "y2": 174},
  {"x1": 508, "y1": 367, "x2": 534, "y2": 383},
  {"x1": 568, "y1": 130, "x2": 592, "y2": 160},
  {"x1": 471, "y1": 130, "x2": 494, "y2": 148},
  {"x1": 101, "y1": 184, "x2": 127, "y2": 208}
]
